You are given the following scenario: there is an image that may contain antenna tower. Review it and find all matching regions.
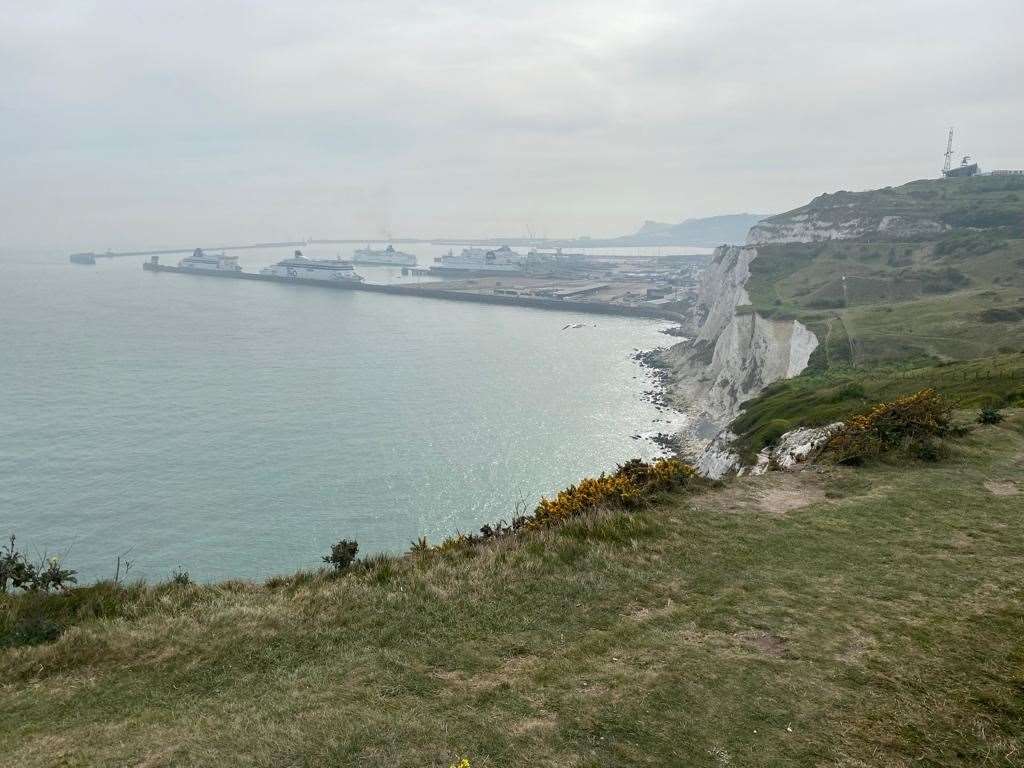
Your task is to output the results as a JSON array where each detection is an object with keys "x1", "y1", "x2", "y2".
[{"x1": 943, "y1": 127, "x2": 955, "y2": 174}]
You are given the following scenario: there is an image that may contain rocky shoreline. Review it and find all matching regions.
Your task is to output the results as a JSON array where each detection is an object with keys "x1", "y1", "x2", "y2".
[{"x1": 630, "y1": 346, "x2": 690, "y2": 458}]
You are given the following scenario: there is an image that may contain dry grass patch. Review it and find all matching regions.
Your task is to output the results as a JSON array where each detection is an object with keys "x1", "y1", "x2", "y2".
[{"x1": 984, "y1": 479, "x2": 1019, "y2": 496}]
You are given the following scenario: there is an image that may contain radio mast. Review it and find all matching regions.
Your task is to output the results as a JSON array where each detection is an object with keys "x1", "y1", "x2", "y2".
[{"x1": 943, "y1": 127, "x2": 955, "y2": 174}]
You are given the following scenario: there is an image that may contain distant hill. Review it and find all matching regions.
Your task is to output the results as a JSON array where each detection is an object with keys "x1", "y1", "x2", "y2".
[{"x1": 612, "y1": 213, "x2": 769, "y2": 247}]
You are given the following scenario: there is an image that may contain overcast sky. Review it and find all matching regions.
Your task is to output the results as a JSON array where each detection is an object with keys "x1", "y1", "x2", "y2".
[{"x1": 2, "y1": 1, "x2": 1022, "y2": 249}]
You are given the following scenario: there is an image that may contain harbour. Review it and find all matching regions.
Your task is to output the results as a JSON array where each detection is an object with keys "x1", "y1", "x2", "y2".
[{"x1": 142, "y1": 256, "x2": 690, "y2": 322}]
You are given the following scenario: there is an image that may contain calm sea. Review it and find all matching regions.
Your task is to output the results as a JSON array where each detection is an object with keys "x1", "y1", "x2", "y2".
[{"x1": 0, "y1": 244, "x2": 696, "y2": 583}]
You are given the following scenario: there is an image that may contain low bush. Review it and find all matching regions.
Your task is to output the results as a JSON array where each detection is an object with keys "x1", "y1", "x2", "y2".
[
  {"x1": 529, "y1": 459, "x2": 697, "y2": 531},
  {"x1": 0, "y1": 535, "x2": 77, "y2": 594},
  {"x1": 431, "y1": 458, "x2": 701, "y2": 552},
  {"x1": 323, "y1": 539, "x2": 359, "y2": 572},
  {"x1": 977, "y1": 406, "x2": 1005, "y2": 425},
  {"x1": 824, "y1": 389, "x2": 952, "y2": 464}
]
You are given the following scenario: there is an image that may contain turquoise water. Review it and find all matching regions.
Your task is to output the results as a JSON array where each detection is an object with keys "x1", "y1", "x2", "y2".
[{"x1": 0, "y1": 246, "x2": 685, "y2": 583}]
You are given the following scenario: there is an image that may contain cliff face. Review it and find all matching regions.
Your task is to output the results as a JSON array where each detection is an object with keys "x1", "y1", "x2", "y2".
[
  {"x1": 662, "y1": 245, "x2": 818, "y2": 476},
  {"x1": 747, "y1": 213, "x2": 946, "y2": 245},
  {"x1": 747, "y1": 189, "x2": 948, "y2": 245}
]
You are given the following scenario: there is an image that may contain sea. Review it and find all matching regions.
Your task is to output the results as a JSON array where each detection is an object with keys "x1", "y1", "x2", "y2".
[{"x1": 0, "y1": 243, "x2": 704, "y2": 583}]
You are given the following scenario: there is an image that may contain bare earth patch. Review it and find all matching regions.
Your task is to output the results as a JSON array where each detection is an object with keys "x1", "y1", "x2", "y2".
[
  {"x1": 735, "y1": 630, "x2": 789, "y2": 658},
  {"x1": 756, "y1": 486, "x2": 826, "y2": 514},
  {"x1": 696, "y1": 471, "x2": 827, "y2": 516},
  {"x1": 984, "y1": 480, "x2": 1019, "y2": 496}
]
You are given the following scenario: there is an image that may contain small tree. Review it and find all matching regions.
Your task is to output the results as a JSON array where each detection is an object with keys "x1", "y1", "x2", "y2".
[{"x1": 323, "y1": 539, "x2": 359, "y2": 572}]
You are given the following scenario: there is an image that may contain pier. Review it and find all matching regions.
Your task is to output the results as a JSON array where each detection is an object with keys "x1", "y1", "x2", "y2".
[{"x1": 142, "y1": 261, "x2": 686, "y2": 323}]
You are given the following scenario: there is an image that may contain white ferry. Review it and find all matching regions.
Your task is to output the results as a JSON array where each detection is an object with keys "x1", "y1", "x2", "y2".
[
  {"x1": 429, "y1": 245, "x2": 525, "y2": 276},
  {"x1": 352, "y1": 244, "x2": 416, "y2": 267},
  {"x1": 179, "y1": 248, "x2": 241, "y2": 272},
  {"x1": 260, "y1": 250, "x2": 364, "y2": 282}
]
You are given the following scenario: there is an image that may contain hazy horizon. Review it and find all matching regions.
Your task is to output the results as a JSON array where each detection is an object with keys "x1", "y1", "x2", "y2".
[{"x1": 3, "y1": 0, "x2": 1022, "y2": 251}]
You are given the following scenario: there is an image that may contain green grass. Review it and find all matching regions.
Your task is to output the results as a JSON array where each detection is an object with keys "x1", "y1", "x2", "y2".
[
  {"x1": 3, "y1": 415, "x2": 1024, "y2": 766},
  {"x1": 730, "y1": 354, "x2": 1024, "y2": 461},
  {"x1": 743, "y1": 176, "x2": 1024, "y2": 369}
]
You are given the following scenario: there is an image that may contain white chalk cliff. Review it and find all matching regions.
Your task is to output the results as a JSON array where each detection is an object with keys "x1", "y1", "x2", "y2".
[
  {"x1": 661, "y1": 243, "x2": 819, "y2": 478},
  {"x1": 747, "y1": 190, "x2": 947, "y2": 245}
]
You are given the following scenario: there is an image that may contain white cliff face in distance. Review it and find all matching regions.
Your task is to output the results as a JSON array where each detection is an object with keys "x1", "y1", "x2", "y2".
[
  {"x1": 661, "y1": 242, "x2": 819, "y2": 478},
  {"x1": 747, "y1": 189, "x2": 948, "y2": 245}
]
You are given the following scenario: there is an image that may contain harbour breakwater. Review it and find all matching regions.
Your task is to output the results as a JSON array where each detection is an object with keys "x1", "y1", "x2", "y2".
[{"x1": 142, "y1": 261, "x2": 687, "y2": 323}]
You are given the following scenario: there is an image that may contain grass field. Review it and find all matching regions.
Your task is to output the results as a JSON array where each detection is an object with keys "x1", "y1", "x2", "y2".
[{"x1": 3, "y1": 413, "x2": 1023, "y2": 766}]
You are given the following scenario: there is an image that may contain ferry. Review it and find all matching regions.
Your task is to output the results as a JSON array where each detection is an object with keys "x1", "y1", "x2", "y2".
[
  {"x1": 260, "y1": 250, "x2": 364, "y2": 282},
  {"x1": 352, "y1": 244, "x2": 416, "y2": 267},
  {"x1": 179, "y1": 248, "x2": 241, "y2": 272},
  {"x1": 429, "y1": 245, "x2": 525, "y2": 276}
]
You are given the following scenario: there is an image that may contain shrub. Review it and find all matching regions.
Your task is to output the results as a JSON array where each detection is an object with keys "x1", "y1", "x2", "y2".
[
  {"x1": 977, "y1": 406, "x2": 1004, "y2": 425},
  {"x1": 408, "y1": 536, "x2": 430, "y2": 554},
  {"x1": 432, "y1": 458, "x2": 701, "y2": 551},
  {"x1": 824, "y1": 389, "x2": 952, "y2": 464},
  {"x1": 529, "y1": 458, "x2": 697, "y2": 531},
  {"x1": 756, "y1": 419, "x2": 792, "y2": 450},
  {"x1": 0, "y1": 535, "x2": 77, "y2": 594},
  {"x1": 831, "y1": 382, "x2": 866, "y2": 402},
  {"x1": 171, "y1": 567, "x2": 191, "y2": 586},
  {"x1": 323, "y1": 539, "x2": 359, "y2": 572}
]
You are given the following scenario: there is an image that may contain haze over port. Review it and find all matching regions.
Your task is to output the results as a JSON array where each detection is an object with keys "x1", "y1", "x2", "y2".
[{"x1": 3, "y1": 0, "x2": 1023, "y2": 252}]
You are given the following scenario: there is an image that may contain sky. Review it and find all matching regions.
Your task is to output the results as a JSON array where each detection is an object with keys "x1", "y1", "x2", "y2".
[{"x1": 2, "y1": 0, "x2": 1022, "y2": 250}]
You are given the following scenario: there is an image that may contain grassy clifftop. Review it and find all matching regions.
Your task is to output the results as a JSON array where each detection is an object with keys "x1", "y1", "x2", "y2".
[
  {"x1": 727, "y1": 175, "x2": 1024, "y2": 458},
  {"x1": 744, "y1": 176, "x2": 1024, "y2": 365},
  {"x1": 760, "y1": 174, "x2": 1024, "y2": 234},
  {"x1": 2, "y1": 412, "x2": 1023, "y2": 766}
]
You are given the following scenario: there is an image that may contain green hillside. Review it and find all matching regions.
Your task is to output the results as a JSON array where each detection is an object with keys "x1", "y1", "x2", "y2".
[
  {"x1": 732, "y1": 174, "x2": 1024, "y2": 457},
  {"x1": 758, "y1": 174, "x2": 1024, "y2": 235}
]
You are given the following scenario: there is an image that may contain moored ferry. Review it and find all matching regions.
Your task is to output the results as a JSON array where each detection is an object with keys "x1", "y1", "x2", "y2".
[
  {"x1": 179, "y1": 248, "x2": 241, "y2": 272},
  {"x1": 260, "y1": 250, "x2": 364, "y2": 282},
  {"x1": 429, "y1": 245, "x2": 525, "y2": 276},
  {"x1": 352, "y1": 244, "x2": 416, "y2": 267}
]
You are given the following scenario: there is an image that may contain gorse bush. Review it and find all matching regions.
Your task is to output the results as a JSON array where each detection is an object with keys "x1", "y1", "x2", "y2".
[
  {"x1": 825, "y1": 389, "x2": 952, "y2": 464},
  {"x1": 436, "y1": 458, "x2": 699, "y2": 553},
  {"x1": 531, "y1": 458, "x2": 697, "y2": 530}
]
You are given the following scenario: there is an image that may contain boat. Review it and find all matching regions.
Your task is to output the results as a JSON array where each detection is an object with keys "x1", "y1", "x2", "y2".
[
  {"x1": 69, "y1": 252, "x2": 96, "y2": 265},
  {"x1": 179, "y1": 248, "x2": 241, "y2": 272},
  {"x1": 429, "y1": 245, "x2": 525, "y2": 276},
  {"x1": 260, "y1": 250, "x2": 364, "y2": 282},
  {"x1": 352, "y1": 244, "x2": 416, "y2": 267}
]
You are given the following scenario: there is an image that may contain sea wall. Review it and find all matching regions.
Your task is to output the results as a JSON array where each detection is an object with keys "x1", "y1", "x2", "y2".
[{"x1": 659, "y1": 245, "x2": 818, "y2": 477}]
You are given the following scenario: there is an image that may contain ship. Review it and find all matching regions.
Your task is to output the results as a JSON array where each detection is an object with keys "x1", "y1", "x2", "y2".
[
  {"x1": 429, "y1": 245, "x2": 525, "y2": 276},
  {"x1": 260, "y1": 250, "x2": 364, "y2": 282},
  {"x1": 69, "y1": 252, "x2": 96, "y2": 265},
  {"x1": 179, "y1": 248, "x2": 242, "y2": 272},
  {"x1": 352, "y1": 244, "x2": 416, "y2": 267}
]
